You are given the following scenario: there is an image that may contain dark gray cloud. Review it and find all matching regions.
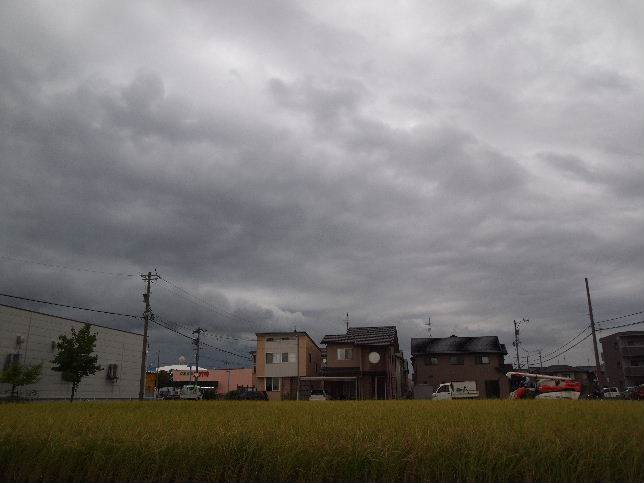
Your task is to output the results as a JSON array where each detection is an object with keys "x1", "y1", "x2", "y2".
[{"x1": 1, "y1": 1, "x2": 643, "y2": 368}]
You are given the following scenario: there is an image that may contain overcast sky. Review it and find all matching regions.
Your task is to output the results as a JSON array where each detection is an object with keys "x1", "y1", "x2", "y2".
[{"x1": 1, "y1": 1, "x2": 643, "y2": 369}]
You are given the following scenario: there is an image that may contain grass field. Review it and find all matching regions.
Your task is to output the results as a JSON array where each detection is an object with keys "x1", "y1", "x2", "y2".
[{"x1": 1, "y1": 400, "x2": 643, "y2": 482}]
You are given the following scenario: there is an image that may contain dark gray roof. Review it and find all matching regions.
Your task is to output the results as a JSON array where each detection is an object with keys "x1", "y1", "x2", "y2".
[
  {"x1": 411, "y1": 335, "x2": 507, "y2": 355},
  {"x1": 321, "y1": 326, "x2": 398, "y2": 347}
]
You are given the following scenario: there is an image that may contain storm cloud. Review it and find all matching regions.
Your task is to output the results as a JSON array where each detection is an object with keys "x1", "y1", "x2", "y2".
[{"x1": 1, "y1": 1, "x2": 643, "y2": 367}]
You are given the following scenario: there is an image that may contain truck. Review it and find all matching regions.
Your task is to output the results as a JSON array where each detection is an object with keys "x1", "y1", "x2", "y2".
[
  {"x1": 432, "y1": 381, "x2": 479, "y2": 400},
  {"x1": 179, "y1": 385, "x2": 202, "y2": 400}
]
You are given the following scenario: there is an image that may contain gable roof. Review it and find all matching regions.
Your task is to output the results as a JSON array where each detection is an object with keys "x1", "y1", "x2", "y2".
[
  {"x1": 411, "y1": 335, "x2": 507, "y2": 355},
  {"x1": 321, "y1": 326, "x2": 398, "y2": 347}
]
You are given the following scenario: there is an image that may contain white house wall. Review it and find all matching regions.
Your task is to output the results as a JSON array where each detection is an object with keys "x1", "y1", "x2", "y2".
[{"x1": 0, "y1": 305, "x2": 142, "y2": 399}]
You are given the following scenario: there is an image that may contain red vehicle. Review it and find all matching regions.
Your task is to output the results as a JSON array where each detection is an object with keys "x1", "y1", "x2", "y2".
[{"x1": 507, "y1": 372, "x2": 582, "y2": 400}]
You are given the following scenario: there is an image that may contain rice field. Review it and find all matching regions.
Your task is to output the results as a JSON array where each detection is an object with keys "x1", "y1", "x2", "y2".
[{"x1": 1, "y1": 400, "x2": 643, "y2": 482}]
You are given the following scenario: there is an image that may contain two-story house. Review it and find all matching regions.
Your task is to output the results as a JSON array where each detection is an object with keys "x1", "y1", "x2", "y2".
[
  {"x1": 320, "y1": 326, "x2": 406, "y2": 400},
  {"x1": 254, "y1": 331, "x2": 322, "y2": 400},
  {"x1": 411, "y1": 335, "x2": 509, "y2": 399}
]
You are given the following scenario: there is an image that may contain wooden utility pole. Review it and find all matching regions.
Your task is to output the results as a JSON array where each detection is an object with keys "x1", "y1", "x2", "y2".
[
  {"x1": 139, "y1": 270, "x2": 160, "y2": 400},
  {"x1": 585, "y1": 277, "x2": 605, "y2": 386}
]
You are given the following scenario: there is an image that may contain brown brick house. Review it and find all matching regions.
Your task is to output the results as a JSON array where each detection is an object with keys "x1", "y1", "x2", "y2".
[
  {"x1": 321, "y1": 326, "x2": 407, "y2": 399},
  {"x1": 411, "y1": 335, "x2": 509, "y2": 399},
  {"x1": 600, "y1": 331, "x2": 644, "y2": 390}
]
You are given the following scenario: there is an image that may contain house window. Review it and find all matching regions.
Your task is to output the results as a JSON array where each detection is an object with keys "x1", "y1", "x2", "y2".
[
  {"x1": 449, "y1": 356, "x2": 464, "y2": 365},
  {"x1": 337, "y1": 348, "x2": 353, "y2": 360},
  {"x1": 425, "y1": 357, "x2": 438, "y2": 365},
  {"x1": 309, "y1": 353, "x2": 312, "y2": 363},
  {"x1": 266, "y1": 353, "x2": 273, "y2": 364},
  {"x1": 282, "y1": 352, "x2": 289, "y2": 363},
  {"x1": 265, "y1": 377, "x2": 280, "y2": 391},
  {"x1": 476, "y1": 356, "x2": 490, "y2": 364}
]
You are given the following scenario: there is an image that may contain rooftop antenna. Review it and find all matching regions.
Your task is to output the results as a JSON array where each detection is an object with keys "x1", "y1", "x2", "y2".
[{"x1": 345, "y1": 313, "x2": 350, "y2": 332}]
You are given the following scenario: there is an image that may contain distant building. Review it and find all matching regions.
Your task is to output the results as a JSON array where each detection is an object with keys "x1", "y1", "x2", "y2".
[
  {"x1": 600, "y1": 331, "x2": 644, "y2": 390},
  {"x1": 320, "y1": 326, "x2": 407, "y2": 399},
  {"x1": 254, "y1": 331, "x2": 322, "y2": 400},
  {"x1": 156, "y1": 365, "x2": 254, "y2": 394},
  {"x1": 0, "y1": 304, "x2": 142, "y2": 399},
  {"x1": 411, "y1": 335, "x2": 509, "y2": 399}
]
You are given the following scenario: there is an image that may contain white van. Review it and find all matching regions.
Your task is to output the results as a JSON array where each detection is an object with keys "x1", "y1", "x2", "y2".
[{"x1": 179, "y1": 385, "x2": 202, "y2": 400}]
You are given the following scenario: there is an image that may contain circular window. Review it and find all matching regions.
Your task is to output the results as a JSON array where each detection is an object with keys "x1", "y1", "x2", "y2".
[{"x1": 368, "y1": 352, "x2": 381, "y2": 364}]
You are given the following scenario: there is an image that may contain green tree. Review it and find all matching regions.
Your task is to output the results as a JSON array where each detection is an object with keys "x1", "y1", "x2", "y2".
[
  {"x1": 51, "y1": 324, "x2": 102, "y2": 402},
  {"x1": 0, "y1": 360, "x2": 42, "y2": 399}
]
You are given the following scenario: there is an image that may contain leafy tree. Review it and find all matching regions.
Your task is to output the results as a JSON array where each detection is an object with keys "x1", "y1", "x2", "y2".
[
  {"x1": 51, "y1": 324, "x2": 102, "y2": 402},
  {"x1": 0, "y1": 360, "x2": 42, "y2": 399}
]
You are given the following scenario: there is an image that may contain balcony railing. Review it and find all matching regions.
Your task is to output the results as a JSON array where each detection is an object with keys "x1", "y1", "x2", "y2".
[
  {"x1": 623, "y1": 366, "x2": 644, "y2": 377},
  {"x1": 621, "y1": 346, "x2": 644, "y2": 357}
]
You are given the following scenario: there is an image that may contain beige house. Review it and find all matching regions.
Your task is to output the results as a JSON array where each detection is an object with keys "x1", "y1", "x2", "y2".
[{"x1": 254, "y1": 331, "x2": 322, "y2": 400}]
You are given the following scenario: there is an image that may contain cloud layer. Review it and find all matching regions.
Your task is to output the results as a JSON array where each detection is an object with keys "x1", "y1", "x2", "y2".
[{"x1": 1, "y1": 1, "x2": 643, "y2": 367}]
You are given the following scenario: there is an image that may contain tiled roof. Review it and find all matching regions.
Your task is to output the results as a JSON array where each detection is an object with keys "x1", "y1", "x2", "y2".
[
  {"x1": 411, "y1": 335, "x2": 507, "y2": 355},
  {"x1": 321, "y1": 326, "x2": 398, "y2": 346}
]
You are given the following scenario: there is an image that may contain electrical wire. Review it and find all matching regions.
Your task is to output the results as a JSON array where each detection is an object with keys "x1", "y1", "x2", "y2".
[
  {"x1": 596, "y1": 310, "x2": 644, "y2": 325},
  {"x1": 597, "y1": 318, "x2": 644, "y2": 332},
  {"x1": 159, "y1": 277, "x2": 259, "y2": 329},
  {"x1": 150, "y1": 312, "x2": 252, "y2": 361},
  {"x1": 0, "y1": 254, "x2": 138, "y2": 278},
  {"x1": 541, "y1": 333, "x2": 593, "y2": 364},
  {"x1": 0, "y1": 292, "x2": 140, "y2": 319},
  {"x1": 541, "y1": 324, "x2": 590, "y2": 358}
]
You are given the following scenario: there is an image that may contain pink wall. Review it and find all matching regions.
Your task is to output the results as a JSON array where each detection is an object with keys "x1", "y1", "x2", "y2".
[
  {"x1": 211, "y1": 368, "x2": 254, "y2": 394},
  {"x1": 171, "y1": 368, "x2": 255, "y2": 393}
]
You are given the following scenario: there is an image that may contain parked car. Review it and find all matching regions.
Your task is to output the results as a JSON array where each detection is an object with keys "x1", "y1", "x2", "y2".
[
  {"x1": 603, "y1": 387, "x2": 621, "y2": 399},
  {"x1": 224, "y1": 389, "x2": 269, "y2": 400},
  {"x1": 157, "y1": 387, "x2": 180, "y2": 400},
  {"x1": 309, "y1": 389, "x2": 331, "y2": 401},
  {"x1": 432, "y1": 381, "x2": 479, "y2": 400},
  {"x1": 179, "y1": 385, "x2": 202, "y2": 400}
]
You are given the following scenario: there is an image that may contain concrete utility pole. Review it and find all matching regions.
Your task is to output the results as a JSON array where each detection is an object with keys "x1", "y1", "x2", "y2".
[
  {"x1": 193, "y1": 328, "x2": 204, "y2": 388},
  {"x1": 538, "y1": 349, "x2": 543, "y2": 371},
  {"x1": 345, "y1": 313, "x2": 350, "y2": 332},
  {"x1": 512, "y1": 318, "x2": 529, "y2": 369},
  {"x1": 139, "y1": 270, "x2": 160, "y2": 400},
  {"x1": 585, "y1": 277, "x2": 605, "y2": 386},
  {"x1": 513, "y1": 320, "x2": 521, "y2": 369}
]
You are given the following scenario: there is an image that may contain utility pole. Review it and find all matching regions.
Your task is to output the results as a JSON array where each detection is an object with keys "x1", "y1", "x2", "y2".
[
  {"x1": 538, "y1": 349, "x2": 543, "y2": 371},
  {"x1": 513, "y1": 320, "x2": 521, "y2": 369},
  {"x1": 345, "y1": 313, "x2": 350, "y2": 332},
  {"x1": 193, "y1": 328, "x2": 204, "y2": 388},
  {"x1": 139, "y1": 270, "x2": 160, "y2": 400},
  {"x1": 512, "y1": 318, "x2": 529, "y2": 370},
  {"x1": 585, "y1": 278, "x2": 605, "y2": 386},
  {"x1": 426, "y1": 315, "x2": 431, "y2": 339}
]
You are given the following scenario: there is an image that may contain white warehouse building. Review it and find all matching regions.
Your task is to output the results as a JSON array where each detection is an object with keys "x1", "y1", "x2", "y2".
[{"x1": 1, "y1": 304, "x2": 143, "y2": 399}]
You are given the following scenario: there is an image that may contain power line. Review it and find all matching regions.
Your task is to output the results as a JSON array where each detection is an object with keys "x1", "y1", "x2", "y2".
[
  {"x1": 159, "y1": 277, "x2": 258, "y2": 329},
  {"x1": 596, "y1": 310, "x2": 644, "y2": 326},
  {"x1": 541, "y1": 332, "x2": 593, "y2": 364},
  {"x1": 0, "y1": 254, "x2": 138, "y2": 278},
  {"x1": 0, "y1": 292, "x2": 140, "y2": 319},
  {"x1": 150, "y1": 312, "x2": 252, "y2": 361},
  {"x1": 541, "y1": 324, "x2": 590, "y2": 358},
  {"x1": 598, "y1": 318, "x2": 644, "y2": 332}
]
